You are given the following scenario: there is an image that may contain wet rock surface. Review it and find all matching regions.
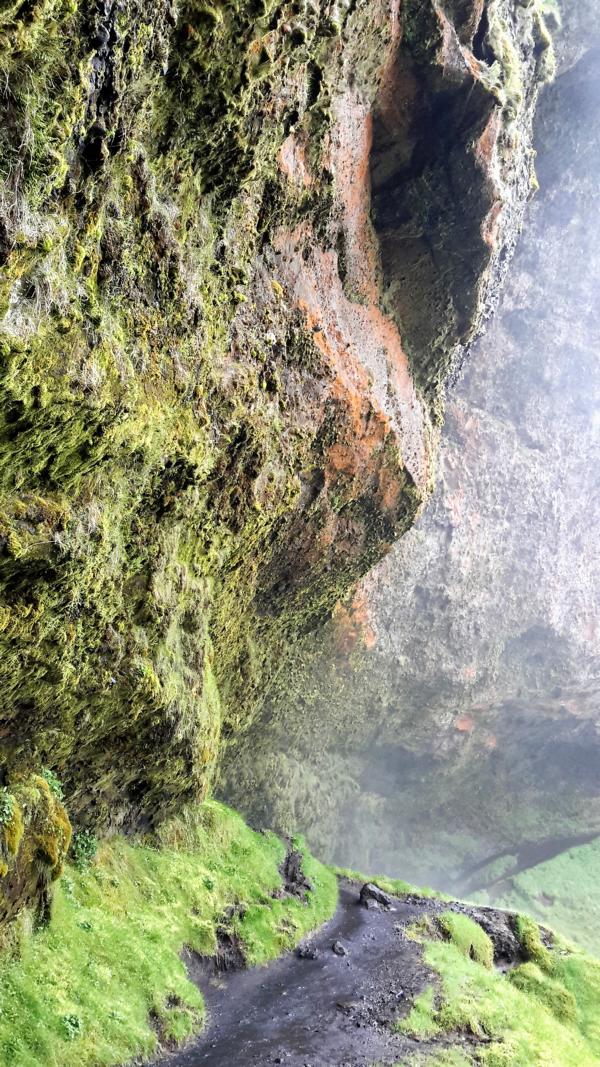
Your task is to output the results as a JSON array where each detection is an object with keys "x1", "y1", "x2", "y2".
[
  {"x1": 0, "y1": 0, "x2": 548, "y2": 922},
  {"x1": 222, "y1": 11, "x2": 600, "y2": 892},
  {"x1": 359, "y1": 882, "x2": 394, "y2": 909}
]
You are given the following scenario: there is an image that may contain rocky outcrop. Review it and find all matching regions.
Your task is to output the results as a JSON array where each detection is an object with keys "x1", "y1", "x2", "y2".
[
  {"x1": 0, "y1": 0, "x2": 548, "y2": 919},
  {"x1": 221, "y1": 9, "x2": 600, "y2": 888}
]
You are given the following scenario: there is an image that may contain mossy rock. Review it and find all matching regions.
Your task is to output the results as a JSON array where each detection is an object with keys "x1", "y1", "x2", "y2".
[
  {"x1": 0, "y1": 0, "x2": 549, "y2": 925},
  {"x1": 0, "y1": 772, "x2": 72, "y2": 925}
]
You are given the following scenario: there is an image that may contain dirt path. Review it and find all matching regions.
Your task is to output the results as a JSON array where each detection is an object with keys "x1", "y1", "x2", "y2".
[
  {"x1": 147, "y1": 881, "x2": 524, "y2": 1067},
  {"x1": 152, "y1": 882, "x2": 445, "y2": 1067}
]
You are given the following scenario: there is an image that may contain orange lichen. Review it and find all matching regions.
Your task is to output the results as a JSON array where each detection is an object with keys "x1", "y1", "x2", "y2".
[
  {"x1": 275, "y1": 233, "x2": 430, "y2": 503},
  {"x1": 333, "y1": 590, "x2": 378, "y2": 655},
  {"x1": 455, "y1": 715, "x2": 475, "y2": 733}
]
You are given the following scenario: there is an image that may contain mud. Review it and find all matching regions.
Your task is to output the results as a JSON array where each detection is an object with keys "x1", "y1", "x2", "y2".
[{"x1": 149, "y1": 882, "x2": 517, "y2": 1067}]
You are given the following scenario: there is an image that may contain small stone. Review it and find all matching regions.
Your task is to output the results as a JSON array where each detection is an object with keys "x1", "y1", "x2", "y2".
[
  {"x1": 332, "y1": 940, "x2": 347, "y2": 956},
  {"x1": 297, "y1": 943, "x2": 319, "y2": 959},
  {"x1": 336, "y1": 1000, "x2": 358, "y2": 1014}
]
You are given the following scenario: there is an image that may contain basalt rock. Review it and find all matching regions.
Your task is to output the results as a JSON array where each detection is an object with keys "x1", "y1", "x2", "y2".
[
  {"x1": 221, "y1": 9, "x2": 600, "y2": 890},
  {"x1": 0, "y1": 0, "x2": 548, "y2": 920},
  {"x1": 360, "y1": 882, "x2": 394, "y2": 909}
]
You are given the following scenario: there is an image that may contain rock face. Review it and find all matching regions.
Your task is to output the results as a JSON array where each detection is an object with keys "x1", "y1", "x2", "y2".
[
  {"x1": 222, "y1": 11, "x2": 600, "y2": 889},
  {"x1": 0, "y1": 0, "x2": 548, "y2": 919}
]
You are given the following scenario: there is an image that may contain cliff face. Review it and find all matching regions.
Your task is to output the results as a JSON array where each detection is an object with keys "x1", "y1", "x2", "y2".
[
  {"x1": 0, "y1": 0, "x2": 549, "y2": 921},
  {"x1": 222, "y1": 10, "x2": 600, "y2": 889}
]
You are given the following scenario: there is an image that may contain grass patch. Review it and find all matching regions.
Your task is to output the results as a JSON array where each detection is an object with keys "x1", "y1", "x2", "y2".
[
  {"x1": 438, "y1": 912, "x2": 494, "y2": 969},
  {"x1": 509, "y1": 963, "x2": 577, "y2": 1023},
  {"x1": 398, "y1": 916, "x2": 600, "y2": 1066},
  {"x1": 396, "y1": 985, "x2": 441, "y2": 1040},
  {"x1": 233, "y1": 837, "x2": 338, "y2": 966},
  {"x1": 0, "y1": 801, "x2": 337, "y2": 1067}
]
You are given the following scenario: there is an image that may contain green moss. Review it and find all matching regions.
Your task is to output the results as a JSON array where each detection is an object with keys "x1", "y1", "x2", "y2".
[
  {"x1": 0, "y1": 0, "x2": 420, "y2": 843},
  {"x1": 26, "y1": 776, "x2": 72, "y2": 880},
  {"x1": 0, "y1": 800, "x2": 337, "y2": 1066},
  {"x1": 397, "y1": 914, "x2": 600, "y2": 1067},
  {"x1": 0, "y1": 789, "x2": 23, "y2": 876},
  {"x1": 509, "y1": 962, "x2": 577, "y2": 1022},
  {"x1": 405, "y1": 916, "x2": 438, "y2": 942},
  {"x1": 1, "y1": 803, "x2": 23, "y2": 858},
  {"x1": 396, "y1": 985, "x2": 441, "y2": 1040},
  {"x1": 0, "y1": 774, "x2": 71, "y2": 922},
  {"x1": 438, "y1": 911, "x2": 494, "y2": 969},
  {"x1": 516, "y1": 914, "x2": 555, "y2": 973},
  {"x1": 334, "y1": 866, "x2": 441, "y2": 900},
  {"x1": 234, "y1": 833, "x2": 338, "y2": 965},
  {"x1": 538, "y1": 0, "x2": 561, "y2": 26}
]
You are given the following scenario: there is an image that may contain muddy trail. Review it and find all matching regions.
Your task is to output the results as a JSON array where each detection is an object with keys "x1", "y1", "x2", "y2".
[{"x1": 148, "y1": 881, "x2": 524, "y2": 1067}]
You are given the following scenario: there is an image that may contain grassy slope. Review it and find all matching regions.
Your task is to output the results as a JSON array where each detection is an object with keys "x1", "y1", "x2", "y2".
[
  {"x1": 2, "y1": 803, "x2": 600, "y2": 1067},
  {"x1": 396, "y1": 915, "x2": 600, "y2": 1067},
  {"x1": 0, "y1": 801, "x2": 338, "y2": 1067},
  {"x1": 338, "y1": 865, "x2": 600, "y2": 1067},
  {"x1": 474, "y1": 839, "x2": 600, "y2": 957}
]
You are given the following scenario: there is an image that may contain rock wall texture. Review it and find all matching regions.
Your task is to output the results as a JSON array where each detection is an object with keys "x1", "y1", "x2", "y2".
[
  {"x1": 222, "y1": 4, "x2": 600, "y2": 889},
  {"x1": 0, "y1": 0, "x2": 550, "y2": 921}
]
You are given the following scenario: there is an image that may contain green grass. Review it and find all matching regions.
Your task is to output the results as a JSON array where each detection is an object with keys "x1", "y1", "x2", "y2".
[
  {"x1": 0, "y1": 800, "x2": 338, "y2": 1067},
  {"x1": 334, "y1": 866, "x2": 441, "y2": 899},
  {"x1": 475, "y1": 838, "x2": 600, "y2": 957},
  {"x1": 438, "y1": 912, "x2": 494, "y2": 969},
  {"x1": 4, "y1": 802, "x2": 600, "y2": 1067},
  {"x1": 397, "y1": 913, "x2": 600, "y2": 1067},
  {"x1": 396, "y1": 985, "x2": 440, "y2": 1040}
]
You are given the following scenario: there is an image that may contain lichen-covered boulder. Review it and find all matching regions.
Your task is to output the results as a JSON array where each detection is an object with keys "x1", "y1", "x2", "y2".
[
  {"x1": 0, "y1": 0, "x2": 549, "y2": 916},
  {"x1": 0, "y1": 773, "x2": 71, "y2": 927}
]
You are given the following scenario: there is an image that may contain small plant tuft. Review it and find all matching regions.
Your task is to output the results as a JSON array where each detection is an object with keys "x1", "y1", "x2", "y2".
[
  {"x1": 41, "y1": 768, "x2": 64, "y2": 801},
  {"x1": 70, "y1": 830, "x2": 98, "y2": 869},
  {"x1": 517, "y1": 914, "x2": 555, "y2": 973},
  {"x1": 61, "y1": 1014, "x2": 83, "y2": 1041},
  {"x1": 0, "y1": 789, "x2": 14, "y2": 826}
]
